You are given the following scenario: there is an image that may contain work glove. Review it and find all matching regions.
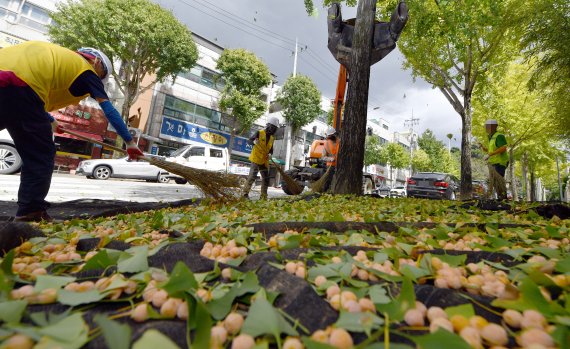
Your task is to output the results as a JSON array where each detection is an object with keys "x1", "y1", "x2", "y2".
[
  {"x1": 322, "y1": 156, "x2": 335, "y2": 162},
  {"x1": 253, "y1": 139, "x2": 259, "y2": 145},
  {"x1": 484, "y1": 154, "x2": 490, "y2": 161},
  {"x1": 52, "y1": 120, "x2": 63, "y2": 134},
  {"x1": 126, "y1": 142, "x2": 144, "y2": 161}
]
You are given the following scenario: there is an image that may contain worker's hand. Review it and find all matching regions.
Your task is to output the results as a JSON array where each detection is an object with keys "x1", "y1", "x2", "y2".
[
  {"x1": 126, "y1": 142, "x2": 144, "y2": 161},
  {"x1": 322, "y1": 156, "x2": 334, "y2": 162},
  {"x1": 253, "y1": 139, "x2": 259, "y2": 145},
  {"x1": 484, "y1": 154, "x2": 490, "y2": 161},
  {"x1": 51, "y1": 120, "x2": 62, "y2": 133}
]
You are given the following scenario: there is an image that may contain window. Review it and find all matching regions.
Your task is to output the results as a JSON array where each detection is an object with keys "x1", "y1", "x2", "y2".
[
  {"x1": 210, "y1": 149, "x2": 223, "y2": 158},
  {"x1": 188, "y1": 147, "x2": 205, "y2": 157},
  {"x1": 18, "y1": 2, "x2": 51, "y2": 32},
  {"x1": 163, "y1": 95, "x2": 229, "y2": 132},
  {"x1": 178, "y1": 64, "x2": 224, "y2": 91},
  {"x1": 0, "y1": 0, "x2": 20, "y2": 11}
]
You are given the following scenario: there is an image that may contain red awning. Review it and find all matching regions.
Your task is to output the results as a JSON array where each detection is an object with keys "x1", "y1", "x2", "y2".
[{"x1": 55, "y1": 130, "x2": 103, "y2": 142}]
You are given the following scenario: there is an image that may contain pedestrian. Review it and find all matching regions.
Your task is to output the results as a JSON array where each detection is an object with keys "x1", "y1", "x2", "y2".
[
  {"x1": 479, "y1": 119, "x2": 508, "y2": 200},
  {"x1": 322, "y1": 126, "x2": 339, "y2": 192},
  {"x1": 242, "y1": 116, "x2": 279, "y2": 200},
  {"x1": 0, "y1": 41, "x2": 143, "y2": 222}
]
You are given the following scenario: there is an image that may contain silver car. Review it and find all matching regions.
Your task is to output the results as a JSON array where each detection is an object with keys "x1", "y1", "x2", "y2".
[
  {"x1": 0, "y1": 129, "x2": 22, "y2": 175},
  {"x1": 76, "y1": 156, "x2": 170, "y2": 183}
]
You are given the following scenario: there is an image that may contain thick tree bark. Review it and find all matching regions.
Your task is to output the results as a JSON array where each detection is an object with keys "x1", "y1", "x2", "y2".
[
  {"x1": 530, "y1": 166, "x2": 536, "y2": 202},
  {"x1": 459, "y1": 97, "x2": 473, "y2": 199},
  {"x1": 331, "y1": 0, "x2": 376, "y2": 195}
]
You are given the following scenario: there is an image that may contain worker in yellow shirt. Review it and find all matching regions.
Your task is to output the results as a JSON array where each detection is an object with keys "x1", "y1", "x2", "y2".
[
  {"x1": 0, "y1": 41, "x2": 143, "y2": 222},
  {"x1": 242, "y1": 116, "x2": 279, "y2": 200}
]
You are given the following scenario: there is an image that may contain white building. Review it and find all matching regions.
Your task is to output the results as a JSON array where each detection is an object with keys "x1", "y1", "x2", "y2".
[{"x1": 0, "y1": 0, "x2": 56, "y2": 47}]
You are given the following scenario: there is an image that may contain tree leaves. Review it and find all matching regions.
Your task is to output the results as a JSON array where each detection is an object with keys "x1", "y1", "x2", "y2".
[
  {"x1": 241, "y1": 292, "x2": 298, "y2": 339},
  {"x1": 94, "y1": 315, "x2": 132, "y2": 349},
  {"x1": 277, "y1": 74, "x2": 322, "y2": 132},
  {"x1": 118, "y1": 246, "x2": 149, "y2": 273},
  {"x1": 132, "y1": 329, "x2": 180, "y2": 349}
]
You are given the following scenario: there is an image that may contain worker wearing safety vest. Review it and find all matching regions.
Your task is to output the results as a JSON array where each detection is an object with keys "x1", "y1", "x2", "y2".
[
  {"x1": 242, "y1": 116, "x2": 279, "y2": 200},
  {"x1": 0, "y1": 41, "x2": 143, "y2": 222},
  {"x1": 480, "y1": 119, "x2": 508, "y2": 200},
  {"x1": 322, "y1": 126, "x2": 339, "y2": 192}
]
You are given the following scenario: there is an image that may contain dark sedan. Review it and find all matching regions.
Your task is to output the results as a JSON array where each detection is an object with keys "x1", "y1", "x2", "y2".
[{"x1": 406, "y1": 172, "x2": 459, "y2": 200}]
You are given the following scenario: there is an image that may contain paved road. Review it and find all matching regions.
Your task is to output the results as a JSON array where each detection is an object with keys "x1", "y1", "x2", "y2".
[{"x1": 0, "y1": 173, "x2": 286, "y2": 203}]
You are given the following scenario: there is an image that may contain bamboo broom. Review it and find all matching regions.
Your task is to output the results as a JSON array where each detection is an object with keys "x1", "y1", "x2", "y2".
[
  {"x1": 310, "y1": 166, "x2": 332, "y2": 193},
  {"x1": 60, "y1": 128, "x2": 241, "y2": 201},
  {"x1": 271, "y1": 159, "x2": 303, "y2": 195}
]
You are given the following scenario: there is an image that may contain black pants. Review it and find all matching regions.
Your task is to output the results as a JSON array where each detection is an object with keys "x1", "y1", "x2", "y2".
[
  {"x1": 323, "y1": 166, "x2": 336, "y2": 192},
  {"x1": 0, "y1": 86, "x2": 55, "y2": 216}
]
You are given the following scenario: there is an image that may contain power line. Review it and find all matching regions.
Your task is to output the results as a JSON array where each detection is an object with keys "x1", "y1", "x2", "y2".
[
  {"x1": 174, "y1": 0, "x2": 293, "y2": 52},
  {"x1": 189, "y1": 0, "x2": 304, "y2": 47}
]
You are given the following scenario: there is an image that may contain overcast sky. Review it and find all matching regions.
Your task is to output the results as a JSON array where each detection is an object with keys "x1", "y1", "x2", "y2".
[{"x1": 153, "y1": 0, "x2": 462, "y2": 146}]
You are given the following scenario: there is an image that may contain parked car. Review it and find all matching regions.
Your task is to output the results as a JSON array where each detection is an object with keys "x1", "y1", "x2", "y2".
[
  {"x1": 407, "y1": 172, "x2": 459, "y2": 200},
  {"x1": 372, "y1": 183, "x2": 392, "y2": 198},
  {"x1": 76, "y1": 155, "x2": 170, "y2": 183},
  {"x1": 0, "y1": 129, "x2": 22, "y2": 175},
  {"x1": 390, "y1": 185, "x2": 407, "y2": 197},
  {"x1": 164, "y1": 144, "x2": 231, "y2": 184}
]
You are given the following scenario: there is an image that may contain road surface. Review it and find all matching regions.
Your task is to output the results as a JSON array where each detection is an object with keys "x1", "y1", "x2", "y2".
[{"x1": 0, "y1": 173, "x2": 286, "y2": 203}]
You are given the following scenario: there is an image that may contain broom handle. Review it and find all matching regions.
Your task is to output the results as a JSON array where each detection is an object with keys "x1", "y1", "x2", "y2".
[{"x1": 59, "y1": 128, "x2": 152, "y2": 162}]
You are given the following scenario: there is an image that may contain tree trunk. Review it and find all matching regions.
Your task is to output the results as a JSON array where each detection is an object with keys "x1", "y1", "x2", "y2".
[
  {"x1": 331, "y1": 0, "x2": 376, "y2": 195},
  {"x1": 521, "y1": 152, "x2": 531, "y2": 201},
  {"x1": 530, "y1": 164, "x2": 536, "y2": 202},
  {"x1": 227, "y1": 116, "x2": 237, "y2": 158},
  {"x1": 509, "y1": 148, "x2": 517, "y2": 202},
  {"x1": 459, "y1": 99, "x2": 473, "y2": 199}
]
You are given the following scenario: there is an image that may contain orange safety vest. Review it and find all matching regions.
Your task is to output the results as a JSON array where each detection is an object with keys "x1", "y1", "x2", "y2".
[
  {"x1": 0, "y1": 41, "x2": 97, "y2": 112},
  {"x1": 324, "y1": 139, "x2": 339, "y2": 167}
]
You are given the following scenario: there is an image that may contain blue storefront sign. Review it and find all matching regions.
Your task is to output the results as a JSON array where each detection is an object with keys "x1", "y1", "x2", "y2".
[{"x1": 159, "y1": 116, "x2": 253, "y2": 157}]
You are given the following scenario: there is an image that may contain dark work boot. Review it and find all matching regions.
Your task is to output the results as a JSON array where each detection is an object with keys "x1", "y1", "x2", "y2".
[{"x1": 14, "y1": 210, "x2": 52, "y2": 222}]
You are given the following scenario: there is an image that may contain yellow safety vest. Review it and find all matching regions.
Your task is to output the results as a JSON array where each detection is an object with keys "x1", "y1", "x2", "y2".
[
  {"x1": 249, "y1": 130, "x2": 274, "y2": 166},
  {"x1": 488, "y1": 132, "x2": 509, "y2": 166},
  {"x1": 0, "y1": 41, "x2": 96, "y2": 111}
]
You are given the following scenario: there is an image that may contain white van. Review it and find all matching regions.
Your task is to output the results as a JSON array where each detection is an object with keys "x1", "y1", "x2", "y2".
[
  {"x1": 0, "y1": 129, "x2": 22, "y2": 174},
  {"x1": 165, "y1": 144, "x2": 230, "y2": 184}
]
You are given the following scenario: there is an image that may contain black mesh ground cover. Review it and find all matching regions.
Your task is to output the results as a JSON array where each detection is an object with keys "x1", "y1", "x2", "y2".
[{"x1": 0, "y1": 199, "x2": 200, "y2": 222}]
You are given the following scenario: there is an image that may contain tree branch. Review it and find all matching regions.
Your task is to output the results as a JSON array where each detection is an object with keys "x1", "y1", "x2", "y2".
[
  {"x1": 446, "y1": 41, "x2": 465, "y2": 75},
  {"x1": 438, "y1": 86, "x2": 464, "y2": 116},
  {"x1": 432, "y1": 64, "x2": 465, "y2": 96}
]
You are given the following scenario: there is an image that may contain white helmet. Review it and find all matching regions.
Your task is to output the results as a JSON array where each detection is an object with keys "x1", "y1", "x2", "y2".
[
  {"x1": 77, "y1": 47, "x2": 113, "y2": 83},
  {"x1": 325, "y1": 126, "x2": 336, "y2": 137},
  {"x1": 267, "y1": 116, "x2": 280, "y2": 128},
  {"x1": 485, "y1": 119, "x2": 498, "y2": 125}
]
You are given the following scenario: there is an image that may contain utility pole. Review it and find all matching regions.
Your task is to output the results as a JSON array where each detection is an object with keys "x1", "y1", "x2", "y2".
[
  {"x1": 285, "y1": 38, "x2": 299, "y2": 170},
  {"x1": 404, "y1": 109, "x2": 420, "y2": 176}
]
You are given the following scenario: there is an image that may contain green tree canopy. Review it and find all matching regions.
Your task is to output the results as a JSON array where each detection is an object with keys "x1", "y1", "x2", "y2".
[
  {"x1": 216, "y1": 48, "x2": 272, "y2": 155},
  {"x1": 49, "y1": 0, "x2": 198, "y2": 118},
  {"x1": 376, "y1": 0, "x2": 525, "y2": 198},
  {"x1": 364, "y1": 136, "x2": 384, "y2": 166},
  {"x1": 277, "y1": 75, "x2": 322, "y2": 133},
  {"x1": 412, "y1": 148, "x2": 431, "y2": 173}
]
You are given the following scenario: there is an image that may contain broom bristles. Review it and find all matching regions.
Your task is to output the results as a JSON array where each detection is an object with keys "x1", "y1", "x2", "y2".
[
  {"x1": 272, "y1": 162, "x2": 303, "y2": 195},
  {"x1": 310, "y1": 167, "x2": 332, "y2": 193},
  {"x1": 149, "y1": 158, "x2": 241, "y2": 201}
]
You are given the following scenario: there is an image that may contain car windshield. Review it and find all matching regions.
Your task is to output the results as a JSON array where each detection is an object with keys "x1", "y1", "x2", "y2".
[
  {"x1": 170, "y1": 147, "x2": 187, "y2": 157},
  {"x1": 394, "y1": 186, "x2": 405, "y2": 189}
]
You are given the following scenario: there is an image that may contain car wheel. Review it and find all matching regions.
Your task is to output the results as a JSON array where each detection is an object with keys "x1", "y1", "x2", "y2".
[
  {"x1": 362, "y1": 178, "x2": 373, "y2": 195},
  {"x1": 175, "y1": 178, "x2": 188, "y2": 185},
  {"x1": 157, "y1": 173, "x2": 170, "y2": 183},
  {"x1": 93, "y1": 165, "x2": 111, "y2": 180},
  {"x1": 0, "y1": 144, "x2": 22, "y2": 174}
]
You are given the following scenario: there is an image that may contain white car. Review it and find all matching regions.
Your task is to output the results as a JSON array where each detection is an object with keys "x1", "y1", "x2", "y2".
[
  {"x1": 76, "y1": 156, "x2": 170, "y2": 183},
  {"x1": 390, "y1": 185, "x2": 407, "y2": 197},
  {"x1": 0, "y1": 129, "x2": 22, "y2": 175}
]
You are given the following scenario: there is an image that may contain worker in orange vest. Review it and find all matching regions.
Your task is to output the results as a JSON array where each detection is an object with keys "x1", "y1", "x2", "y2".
[
  {"x1": 0, "y1": 42, "x2": 143, "y2": 222},
  {"x1": 322, "y1": 126, "x2": 339, "y2": 192}
]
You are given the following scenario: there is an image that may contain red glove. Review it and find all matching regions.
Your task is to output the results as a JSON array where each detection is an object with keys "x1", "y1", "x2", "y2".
[
  {"x1": 56, "y1": 125, "x2": 65, "y2": 134},
  {"x1": 126, "y1": 144, "x2": 144, "y2": 160}
]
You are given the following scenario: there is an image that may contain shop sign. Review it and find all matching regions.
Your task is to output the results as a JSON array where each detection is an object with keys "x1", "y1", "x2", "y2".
[
  {"x1": 0, "y1": 32, "x2": 24, "y2": 48},
  {"x1": 159, "y1": 116, "x2": 252, "y2": 156}
]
